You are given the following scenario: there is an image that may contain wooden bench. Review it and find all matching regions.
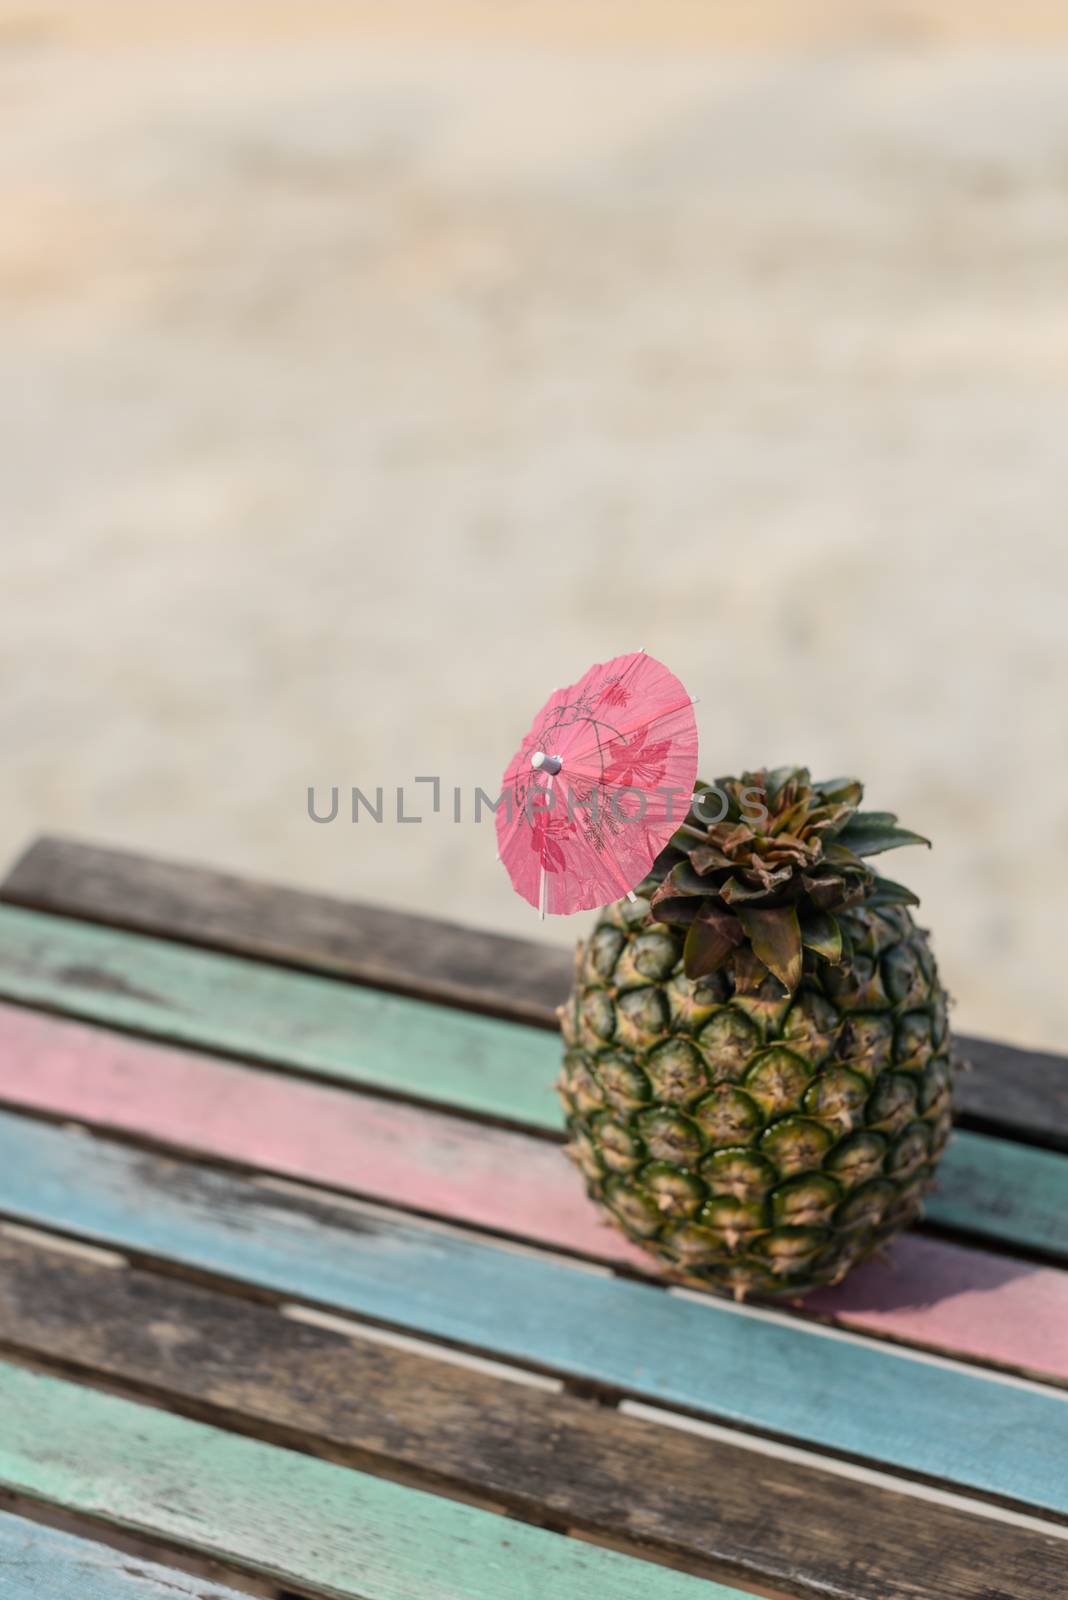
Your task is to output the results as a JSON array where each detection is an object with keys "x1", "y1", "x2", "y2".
[{"x1": 0, "y1": 834, "x2": 1064, "y2": 1600}]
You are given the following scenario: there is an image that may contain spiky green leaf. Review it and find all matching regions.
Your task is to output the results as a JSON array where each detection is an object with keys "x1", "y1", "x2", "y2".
[
  {"x1": 822, "y1": 842, "x2": 870, "y2": 872},
  {"x1": 650, "y1": 898, "x2": 702, "y2": 927},
  {"x1": 836, "y1": 916, "x2": 854, "y2": 960},
  {"x1": 800, "y1": 870, "x2": 851, "y2": 911},
  {"x1": 731, "y1": 946, "x2": 775, "y2": 995},
  {"x1": 764, "y1": 766, "x2": 810, "y2": 805},
  {"x1": 867, "y1": 875, "x2": 921, "y2": 907},
  {"x1": 769, "y1": 798, "x2": 812, "y2": 837},
  {"x1": 836, "y1": 818, "x2": 931, "y2": 858},
  {"x1": 689, "y1": 844, "x2": 735, "y2": 875},
  {"x1": 736, "y1": 904, "x2": 803, "y2": 991},
  {"x1": 719, "y1": 869, "x2": 793, "y2": 905},
  {"x1": 800, "y1": 911, "x2": 843, "y2": 963},
  {"x1": 682, "y1": 907, "x2": 745, "y2": 979},
  {"x1": 709, "y1": 778, "x2": 746, "y2": 823},
  {"x1": 815, "y1": 778, "x2": 863, "y2": 806},
  {"x1": 649, "y1": 861, "x2": 707, "y2": 905}
]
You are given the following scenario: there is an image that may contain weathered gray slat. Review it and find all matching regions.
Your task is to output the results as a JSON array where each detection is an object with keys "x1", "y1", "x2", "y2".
[
  {"x1": 1, "y1": 1109, "x2": 1067, "y2": 1520},
  {"x1": 3, "y1": 834, "x2": 1063, "y2": 1150},
  {"x1": 0, "y1": 834, "x2": 566, "y2": 1026},
  {"x1": 0, "y1": 1355, "x2": 736, "y2": 1600},
  {"x1": 0, "y1": 1230, "x2": 1063, "y2": 1600}
]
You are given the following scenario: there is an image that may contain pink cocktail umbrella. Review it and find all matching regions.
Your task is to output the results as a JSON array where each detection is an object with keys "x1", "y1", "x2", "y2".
[{"x1": 497, "y1": 651, "x2": 699, "y2": 917}]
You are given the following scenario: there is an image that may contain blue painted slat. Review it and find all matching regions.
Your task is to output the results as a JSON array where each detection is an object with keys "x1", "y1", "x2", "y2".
[
  {"x1": 0, "y1": 906, "x2": 1059, "y2": 1257},
  {"x1": 0, "y1": 1508, "x2": 247, "y2": 1600},
  {"x1": 0, "y1": 1110, "x2": 1063, "y2": 1516}
]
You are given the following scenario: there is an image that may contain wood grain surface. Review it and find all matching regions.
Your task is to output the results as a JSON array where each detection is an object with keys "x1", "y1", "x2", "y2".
[
  {"x1": 0, "y1": 904, "x2": 1060, "y2": 1261},
  {"x1": 0, "y1": 1109, "x2": 1064, "y2": 1515},
  {"x1": 0, "y1": 1508, "x2": 250, "y2": 1600},
  {"x1": 0, "y1": 902, "x2": 557, "y2": 1127},
  {"x1": 5, "y1": 834, "x2": 1063, "y2": 1149},
  {"x1": 0, "y1": 834, "x2": 570, "y2": 1026},
  {"x1": 0, "y1": 1231, "x2": 1063, "y2": 1600},
  {"x1": 0, "y1": 1359, "x2": 735, "y2": 1600},
  {"x1": 1, "y1": 1002, "x2": 1065, "y2": 1382}
]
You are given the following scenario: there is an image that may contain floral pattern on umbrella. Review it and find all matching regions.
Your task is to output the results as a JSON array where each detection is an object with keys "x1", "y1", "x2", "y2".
[{"x1": 497, "y1": 651, "x2": 699, "y2": 915}]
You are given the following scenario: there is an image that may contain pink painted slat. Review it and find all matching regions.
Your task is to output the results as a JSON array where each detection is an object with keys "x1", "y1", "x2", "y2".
[
  {"x1": 804, "y1": 1233, "x2": 1068, "y2": 1372},
  {"x1": 0, "y1": 1001, "x2": 634, "y2": 1262},
  {"x1": 2, "y1": 1001, "x2": 1065, "y2": 1384}
]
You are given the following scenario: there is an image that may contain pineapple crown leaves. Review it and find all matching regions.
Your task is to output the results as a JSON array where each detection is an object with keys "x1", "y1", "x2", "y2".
[{"x1": 646, "y1": 767, "x2": 929, "y2": 991}]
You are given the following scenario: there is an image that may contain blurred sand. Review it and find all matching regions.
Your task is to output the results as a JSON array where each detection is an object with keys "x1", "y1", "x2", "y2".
[{"x1": 1, "y1": 3, "x2": 1066, "y2": 1049}]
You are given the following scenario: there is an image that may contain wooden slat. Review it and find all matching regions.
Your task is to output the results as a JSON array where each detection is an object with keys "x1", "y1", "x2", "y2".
[
  {"x1": 5, "y1": 834, "x2": 1064, "y2": 1150},
  {"x1": 1, "y1": 1002, "x2": 1065, "y2": 1384},
  {"x1": 925, "y1": 1130, "x2": 1068, "y2": 1260},
  {"x1": 0, "y1": 904, "x2": 1060, "y2": 1262},
  {"x1": 953, "y1": 1034, "x2": 1068, "y2": 1149},
  {"x1": 0, "y1": 1110, "x2": 1064, "y2": 1516},
  {"x1": 0, "y1": 1508, "x2": 251, "y2": 1600},
  {"x1": 0, "y1": 1000, "x2": 638, "y2": 1261},
  {"x1": 0, "y1": 903, "x2": 557, "y2": 1127},
  {"x1": 800, "y1": 1234, "x2": 1068, "y2": 1381},
  {"x1": 0, "y1": 834, "x2": 568, "y2": 1026},
  {"x1": 0, "y1": 1233, "x2": 1063, "y2": 1600},
  {"x1": 0, "y1": 1360, "x2": 732, "y2": 1600}
]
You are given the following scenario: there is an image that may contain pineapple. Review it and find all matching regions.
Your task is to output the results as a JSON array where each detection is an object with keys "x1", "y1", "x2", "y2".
[{"x1": 557, "y1": 768, "x2": 952, "y2": 1300}]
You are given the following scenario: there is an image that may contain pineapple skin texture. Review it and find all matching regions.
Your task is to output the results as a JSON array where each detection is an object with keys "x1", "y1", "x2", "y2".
[{"x1": 558, "y1": 895, "x2": 954, "y2": 1299}]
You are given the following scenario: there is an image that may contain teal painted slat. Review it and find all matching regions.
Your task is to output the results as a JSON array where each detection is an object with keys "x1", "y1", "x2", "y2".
[
  {"x1": 0, "y1": 905, "x2": 1061, "y2": 1258},
  {"x1": 0, "y1": 904, "x2": 557, "y2": 1128},
  {"x1": 933, "y1": 1139, "x2": 1068, "y2": 1258},
  {"x1": 0, "y1": 1111, "x2": 1064, "y2": 1515},
  {"x1": 0, "y1": 1362, "x2": 727, "y2": 1600},
  {"x1": 927, "y1": 1129, "x2": 1068, "y2": 1256},
  {"x1": 0, "y1": 1508, "x2": 247, "y2": 1600}
]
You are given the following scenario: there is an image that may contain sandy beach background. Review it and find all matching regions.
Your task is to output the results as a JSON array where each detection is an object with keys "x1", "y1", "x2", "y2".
[{"x1": 2, "y1": 2, "x2": 1065, "y2": 1050}]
